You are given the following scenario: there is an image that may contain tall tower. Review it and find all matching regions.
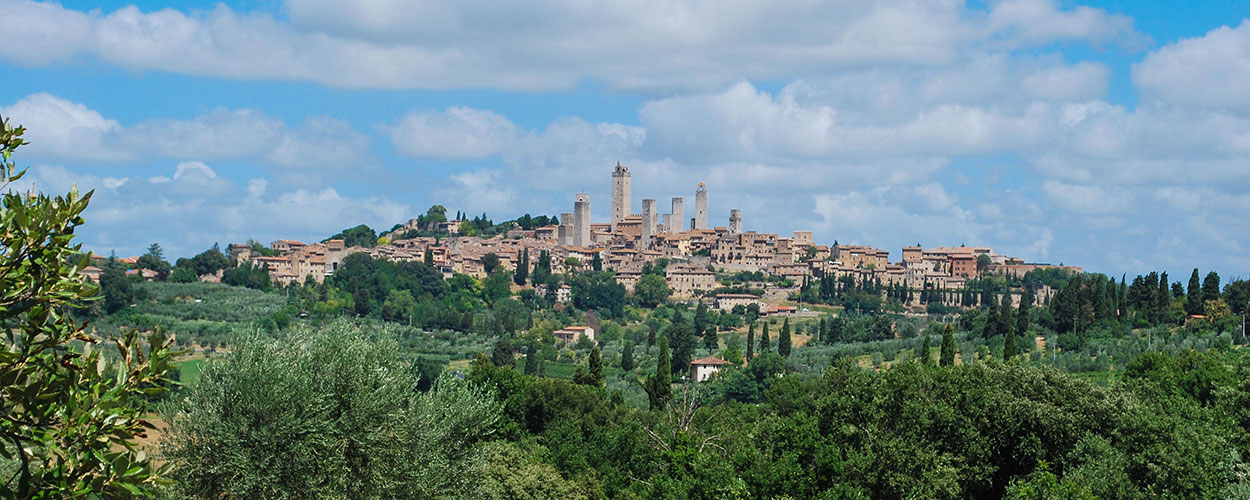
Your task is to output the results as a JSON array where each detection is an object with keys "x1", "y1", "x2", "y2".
[
  {"x1": 671, "y1": 197, "x2": 684, "y2": 233},
  {"x1": 558, "y1": 212, "x2": 574, "y2": 246},
  {"x1": 611, "y1": 162, "x2": 631, "y2": 232},
  {"x1": 574, "y1": 194, "x2": 591, "y2": 247},
  {"x1": 729, "y1": 209, "x2": 742, "y2": 234},
  {"x1": 694, "y1": 182, "x2": 708, "y2": 230},
  {"x1": 641, "y1": 199, "x2": 657, "y2": 245}
]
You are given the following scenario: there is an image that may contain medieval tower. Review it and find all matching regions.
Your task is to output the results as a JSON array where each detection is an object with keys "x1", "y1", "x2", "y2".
[
  {"x1": 669, "y1": 197, "x2": 684, "y2": 233},
  {"x1": 694, "y1": 182, "x2": 708, "y2": 230},
  {"x1": 574, "y1": 194, "x2": 591, "y2": 247},
  {"x1": 641, "y1": 198, "x2": 657, "y2": 244},
  {"x1": 729, "y1": 209, "x2": 742, "y2": 234},
  {"x1": 611, "y1": 162, "x2": 631, "y2": 231}
]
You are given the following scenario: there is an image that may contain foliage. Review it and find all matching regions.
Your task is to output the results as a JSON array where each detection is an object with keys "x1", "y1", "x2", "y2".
[
  {"x1": 326, "y1": 224, "x2": 378, "y2": 248},
  {"x1": 0, "y1": 116, "x2": 176, "y2": 498},
  {"x1": 161, "y1": 321, "x2": 501, "y2": 499}
]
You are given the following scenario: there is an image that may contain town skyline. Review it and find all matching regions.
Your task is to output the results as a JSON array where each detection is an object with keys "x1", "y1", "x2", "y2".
[{"x1": 2, "y1": 0, "x2": 1249, "y2": 281}]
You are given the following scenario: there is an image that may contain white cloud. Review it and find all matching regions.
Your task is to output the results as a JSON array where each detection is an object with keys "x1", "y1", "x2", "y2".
[
  {"x1": 383, "y1": 107, "x2": 517, "y2": 159},
  {"x1": 266, "y1": 116, "x2": 372, "y2": 170},
  {"x1": 13, "y1": 163, "x2": 408, "y2": 260},
  {"x1": 0, "y1": 0, "x2": 1144, "y2": 92},
  {"x1": 125, "y1": 108, "x2": 285, "y2": 160},
  {"x1": 2, "y1": 94, "x2": 373, "y2": 171},
  {"x1": 1134, "y1": 19, "x2": 1250, "y2": 113},
  {"x1": 984, "y1": 0, "x2": 1143, "y2": 49},
  {"x1": 0, "y1": 93, "x2": 133, "y2": 162}
]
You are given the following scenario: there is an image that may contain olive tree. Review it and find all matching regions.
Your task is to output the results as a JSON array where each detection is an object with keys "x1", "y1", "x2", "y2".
[{"x1": 161, "y1": 320, "x2": 501, "y2": 499}]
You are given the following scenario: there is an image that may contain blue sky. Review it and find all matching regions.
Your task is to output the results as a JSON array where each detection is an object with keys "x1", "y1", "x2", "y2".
[{"x1": 2, "y1": 0, "x2": 1249, "y2": 282}]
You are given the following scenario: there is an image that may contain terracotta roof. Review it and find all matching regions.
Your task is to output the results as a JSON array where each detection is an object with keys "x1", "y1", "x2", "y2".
[{"x1": 691, "y1": 356, "x2": 731, "y2": 366}]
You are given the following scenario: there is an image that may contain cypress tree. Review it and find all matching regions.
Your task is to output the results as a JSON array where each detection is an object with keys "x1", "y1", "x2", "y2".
[
  {"x1": 1016, "y1": 292, "x2": 1031, "y2": 342},
  {"x1": 920, "y1": 333, "x2": 932, "y2": 364},
  {"x1": 588, "y1": 346, "x2": 604, "y2": 387},
  {"x1": 523, "y1": 343, "x2": 539, "y2": 375},
  {"x1": 704, "y1": 323, "x2": 718, "y2": 351},
  {"x1": 1187, "y1": 269, "x2": 1203, "y2": 315},
  {"x1": 423, "y1": 247, "x2": 434, "y2": 266},
  {"x1": 513, "y1": 248, "x2": 529, "y2": 286},
  {"x1": 1203, "y1": 271, "x2": 1222, "y2": 304},
  {"x1": 647, "y1": 337, "x2": 672, "y2": 410},
  {"x1": 746, "y1": 322, "x2": 755, "y2": 360},
  {"x1": 621, "y1": 341, "x2": 634, "y2": 371},
  {"x1": 778, "y1": 318, "x2": 792, "y2": 357},
  {"x1": 694, "y1": 302, "x2": 708, "y2": 338},
  {"x1": 1004, "y1": 329, "x2": 1018, "y2": 360},
  {"x1": 760, "y1": 322, "x2": 771, "y2": 353},
  {"x1": 819, "y1": 318, "x2": 828, "y2": 345},
  {"x1": 939, "y1": 324, "x2": 955, "y2": 366}
]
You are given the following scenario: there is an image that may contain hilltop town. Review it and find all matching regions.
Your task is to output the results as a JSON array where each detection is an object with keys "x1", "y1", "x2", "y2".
[{"x1": 173, "y1": 163, "x2": 1084, "y2": 312}]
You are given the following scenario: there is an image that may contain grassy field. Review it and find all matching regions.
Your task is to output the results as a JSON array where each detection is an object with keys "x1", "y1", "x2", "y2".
[{"x1": 176, "y1": 358, "x2": 206, "y2": 387}]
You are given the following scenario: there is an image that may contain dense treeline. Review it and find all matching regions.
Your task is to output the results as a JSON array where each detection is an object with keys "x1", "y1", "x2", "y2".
[{"x1": 158, "y1": 319, "x2": 1250, "y2": 499}]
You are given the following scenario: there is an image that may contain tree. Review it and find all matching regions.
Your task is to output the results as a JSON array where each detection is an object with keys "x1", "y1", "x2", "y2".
[
  {"x1": 621, "y1": 341, "x2": 635, "y2": 371},
  {"x1": 646, "y1": 336, "x2": 672, "y2": 410},
  {"x1": 746, "y1": 322, "x2": 755, "y2": 360},
  {"x1": 694, "y1": 302, "x2": 709, "y2": 338},
  {"x1": 920, "y1": 333, "x2": 932, "y2": 364},
  {"x1": 1003, "y1": 326, "x2": 1019, "y2": 361},
  {"x1": 381, "y1": 289, "x2": 416, "y2": 323},
  {"x1": 136, "y1": 242, "x2": 171, "y2": 275},
  {"x1": 591, "y1": 251, "x2": 602, "y2": 271},
  {"x1": 667, "y1": 316, "x2": 697, "y2": 376},
  {"x1": 760, "y1": 322, "x2": 771, "y2": 353},
  {"x1": 977, "y1": 254, "x2": 992, "y2": 273},
  {"x1": 939, "y1": 324, "x2": 955, "y2": 366},
  {"x1": 1016, "y1": 291, "x2": 1031, "y2": 341},
  {"x1": 1202, "y1": 271, "x2": 1221, "y2": 304},
  {"x1": 99, "y1": 263, "x2": 134, "y2": 314},
  {"x1": 190, "y1": 246, "x2": 230, "y2": 277},
  {"x1": 778, "y1": 318, "x2": 792, "y2": 357},
  {"x1": 168, "y1": 265, "x2": 198, "y2": 283},
  {"x1": 163, "y1": 322, "x2": 500, "y2": 499},
  {"x1": 326, "y1": 224, "x2": 378, "y2": 248},
  {"x1": 482, "y1": 253, "x2": 502, "y2": 275},
  {"x1": 513, "y1": 249, "x2": 529, "y2": 286},
  {"x1": 524, "y1": 343, "x2": 540, "y2": 375},
  {"x1": 634, "y1": 274, "x2": 671, "y2": 307},
  {"x1": 1, "y1": 116, "x2": 176, "y2": 497},
  {"x1": 704, "y1": 320, "x2": 719, "y2": 351},
  {"x1": 424, "y1": 247, "x2": 434, "y2": 266},
  {"x1": 588, "y1": 346, "x2": 604, "y2": 387}
]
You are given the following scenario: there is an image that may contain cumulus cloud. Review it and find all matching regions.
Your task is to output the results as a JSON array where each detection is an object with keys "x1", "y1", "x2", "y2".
[
  {"x1": 0, "y1": 0, "x2": 1143, "y2": 92},
  {"x1": 13, "y1": 163, "x2": 408, "y2": 259},
  {"x1": 382, "y1": 107, "x2": 517, "y2": 159},
  {"x1": 2, "y1": 94, "x2": 372, "y2": 171},
  {"x1": 0, "y1": 93, "x2": 133, "y2": 162},
  {"x1": 1133, "y1": 19, "x2": 1250, "y2": 113}
]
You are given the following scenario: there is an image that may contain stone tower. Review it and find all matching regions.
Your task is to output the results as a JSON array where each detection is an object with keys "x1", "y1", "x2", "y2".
[
  {"x1": 558, "y1": 212, "x2": 574, "y2": 246},
  {"x1": 611, "y1": 162, "x2": 631, "y2": 232},
  {"x1": 729, "y1": 209, "x2": 742, "y2": 234},
  {"x1": 641, "y1": 199, "x2": 657, "y2": 244},
  {"x1": 574, "y1": 194, "x2": 591, "y2": 247},
  {"x1": 694, "y1": 182, "x2": 708, "y2": 230},
  {"x1": 670, "y1": 197, "x2": 684, "y2": 233}
]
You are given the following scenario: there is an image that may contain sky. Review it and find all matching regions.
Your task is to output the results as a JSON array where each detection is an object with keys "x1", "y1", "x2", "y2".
[{"x1": 1, "y1": 0, "x2": 1249, "y2": 282}]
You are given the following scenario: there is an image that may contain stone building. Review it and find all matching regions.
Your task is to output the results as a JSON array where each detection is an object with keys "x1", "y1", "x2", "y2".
[
  {"x1": 729, "y1": 209, "x2": 742, "y2": 234},
  {"x1": 694, "y1": 182, "x2": 708, "y2": 230},
  {"x1": 611, "y1": 162, "x2": 631, "y2": 231},
  {"x1": 574, "y1": 194, "x2": 591, "y2": 247}
]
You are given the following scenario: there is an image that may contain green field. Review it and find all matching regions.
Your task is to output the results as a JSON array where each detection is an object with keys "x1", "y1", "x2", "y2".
[{"x1": 176, "y1": 358, "x2": 207, "y2": 387}]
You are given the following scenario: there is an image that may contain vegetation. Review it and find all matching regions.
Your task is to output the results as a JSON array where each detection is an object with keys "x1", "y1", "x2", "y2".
[{"x1": 0, "y1": 115, "x2": 175, "y2": 498}]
